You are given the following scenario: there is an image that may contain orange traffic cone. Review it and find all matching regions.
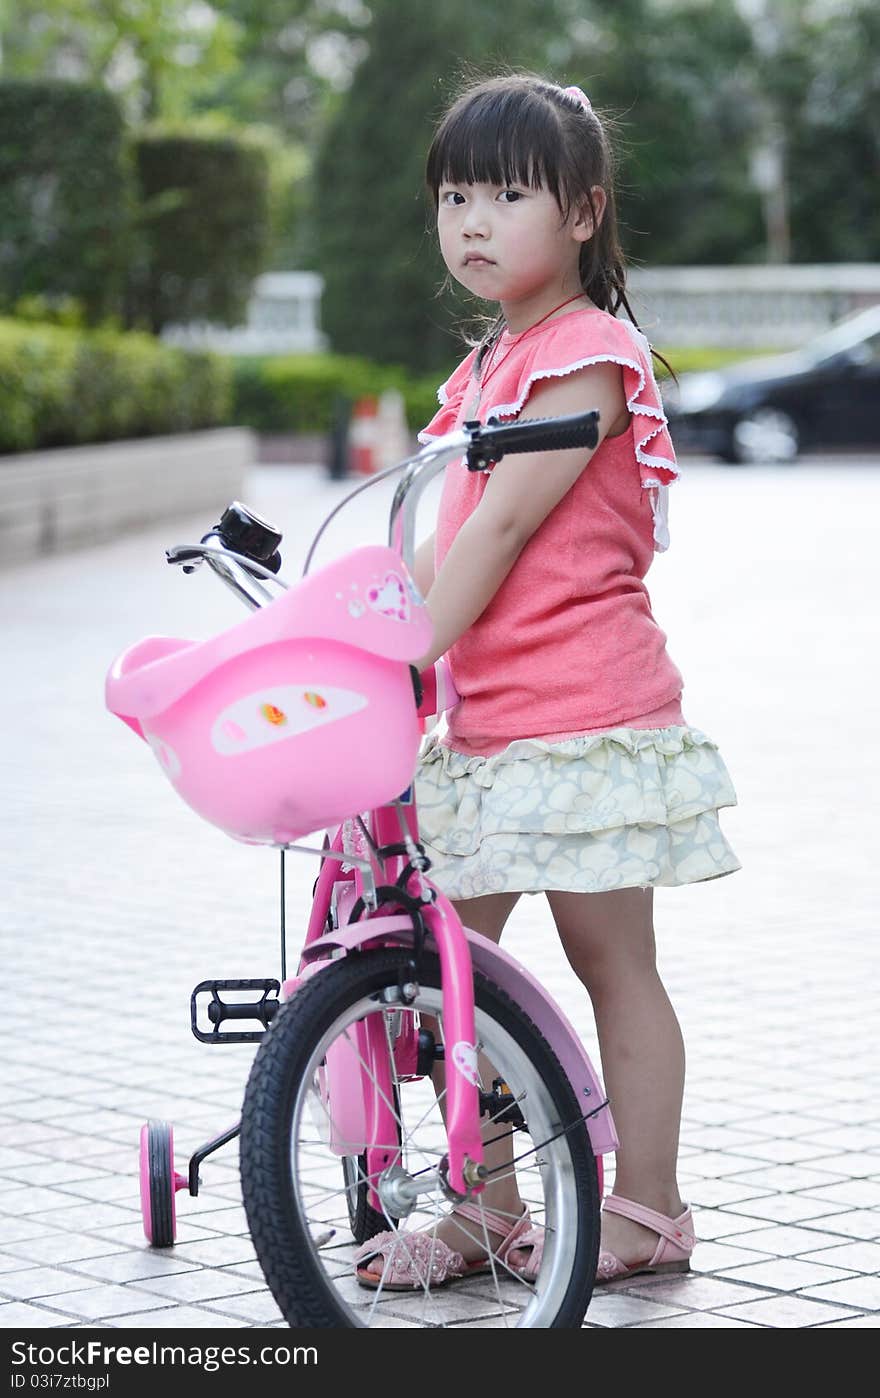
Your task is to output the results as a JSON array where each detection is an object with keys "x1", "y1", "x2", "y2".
[
  {"x1": 349, "y1": 396, "x2": 380, "y2": 476},
  {"x1": 376, "y1": 388, "x2": 410, "y2": 472}
]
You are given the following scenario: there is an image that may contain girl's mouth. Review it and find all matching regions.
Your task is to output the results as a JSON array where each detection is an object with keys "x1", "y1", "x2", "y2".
[{"x1": 464, "y1": 255, "x2": 495, "y2": 266}]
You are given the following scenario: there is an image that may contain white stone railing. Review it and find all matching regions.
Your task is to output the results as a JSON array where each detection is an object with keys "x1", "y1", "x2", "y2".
[
  {"x1": 626, "y1": 263, "x2": 880, "y2": 348},
  {"x1": 163, "y1": 263, "x2": 880, "y2": 355},
  {"x1": 162, "y1": 271, "x2": 327, "y2": 356}
]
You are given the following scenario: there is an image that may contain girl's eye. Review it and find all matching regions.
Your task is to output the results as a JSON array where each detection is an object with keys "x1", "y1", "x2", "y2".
[
  {"x1": 498, "y1": 189, "x2": 522, "y2": 203},
  {"x1": 440, "y1": 190, "x2": 465, "y2": 206}
]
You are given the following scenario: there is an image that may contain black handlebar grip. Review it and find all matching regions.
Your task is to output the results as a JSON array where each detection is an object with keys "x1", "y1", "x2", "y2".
[{"x1": 465, "y1": 410, "x2": 600, "y2": 469}]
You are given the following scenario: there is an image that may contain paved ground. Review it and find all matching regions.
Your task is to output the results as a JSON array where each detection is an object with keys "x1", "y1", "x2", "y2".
[{"x1": 2, "y1": 453, "x2": 879, "y2": 1330}]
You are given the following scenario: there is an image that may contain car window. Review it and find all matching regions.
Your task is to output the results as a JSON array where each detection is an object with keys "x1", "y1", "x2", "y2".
[
  {"x1": 807, "y1": 310, "x2": 880, "y2": 365},
  {"x1": 860, "y1": 333, "x2": 880, "y2": 365},
  {"x1": 821, "y1": 332, "x2": 880, "y2": 368}
]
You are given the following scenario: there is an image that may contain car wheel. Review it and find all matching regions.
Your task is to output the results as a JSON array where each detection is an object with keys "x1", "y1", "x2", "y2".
[{"x1": 726, "y1": 408, "x2": 800, "y2": 465}]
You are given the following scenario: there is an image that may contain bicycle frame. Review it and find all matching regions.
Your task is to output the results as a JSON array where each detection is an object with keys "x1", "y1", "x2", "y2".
[{"x1": 292, "y1": 802, "x2": 487, "y2": 1198}]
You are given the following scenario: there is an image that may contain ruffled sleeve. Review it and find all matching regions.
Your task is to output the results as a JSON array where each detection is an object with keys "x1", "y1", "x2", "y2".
[
  {"x1": 417, "y1": 347, "x2": 479, "y2": 443},
  {"x1": 487, "y1": 314, "x2": 679, "y2": 551}
]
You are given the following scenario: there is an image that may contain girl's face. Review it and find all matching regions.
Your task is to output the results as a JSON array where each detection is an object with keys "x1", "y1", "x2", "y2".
[{"x1": 436, "y1": 179, "x2": 596, "y2": 311}]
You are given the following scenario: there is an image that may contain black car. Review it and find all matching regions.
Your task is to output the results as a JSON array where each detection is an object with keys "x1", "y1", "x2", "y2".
[{"x1": 661, "y1": 305, "x2": 880, "y2": 463}]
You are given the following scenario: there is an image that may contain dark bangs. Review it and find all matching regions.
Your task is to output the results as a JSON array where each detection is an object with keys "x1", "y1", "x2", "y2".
[{"x1": 426, "y1": 85, "x2": 575, "y2": 218}]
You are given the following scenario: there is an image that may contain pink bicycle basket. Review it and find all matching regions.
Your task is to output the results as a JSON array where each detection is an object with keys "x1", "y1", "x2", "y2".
[{"x1": 105, "y1": 545, "x2": 433, "y2": 846}]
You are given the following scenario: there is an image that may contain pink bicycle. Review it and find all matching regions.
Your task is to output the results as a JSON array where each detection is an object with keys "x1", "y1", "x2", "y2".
[{"x1": 106, "y1": 411, "x2": 617, "y2": 1328}]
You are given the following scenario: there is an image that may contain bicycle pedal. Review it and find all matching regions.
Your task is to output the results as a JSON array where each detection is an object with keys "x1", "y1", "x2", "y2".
[
  {"x1": 479, "y1": 1078, "x2": 526, "y2": 1128},
  {"x1": 190, "y1": 979, "x2": 281, "y2": 1044}
]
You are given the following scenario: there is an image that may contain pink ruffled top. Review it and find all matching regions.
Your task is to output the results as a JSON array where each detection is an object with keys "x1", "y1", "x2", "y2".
[{"x1": 418, "y1": 307, "x2": 684, "y2": 756}]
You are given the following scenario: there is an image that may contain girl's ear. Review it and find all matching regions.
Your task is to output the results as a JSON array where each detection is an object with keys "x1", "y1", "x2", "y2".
[{"x1": 573, "y1": 186, "x2": 607, "y2": 242}]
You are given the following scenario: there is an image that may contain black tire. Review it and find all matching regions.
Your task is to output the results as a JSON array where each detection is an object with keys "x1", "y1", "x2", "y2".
[
  {"x1": 240, "y1": 948, "x2": 600, "y2": 1328},
  {"x1": 143, "y1": 1120, "x2": 175, "y2": 1249},
  {"x1": 343, "y1": 1149, "x2": 401, "y2": 1242}
]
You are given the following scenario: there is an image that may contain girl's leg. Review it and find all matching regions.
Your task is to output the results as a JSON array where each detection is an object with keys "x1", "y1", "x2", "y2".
[
  {"x1": 362, "y1": 891, "x2": 522, "y2": 1277},
  {"x1": 545, "y1": 887, "x2": 687, "y2": 1267}
]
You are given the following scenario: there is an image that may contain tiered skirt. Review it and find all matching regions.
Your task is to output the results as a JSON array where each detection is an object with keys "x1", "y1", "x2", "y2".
[{"x1": 414, "y1": 725, "x2": 741, "y2": 900}]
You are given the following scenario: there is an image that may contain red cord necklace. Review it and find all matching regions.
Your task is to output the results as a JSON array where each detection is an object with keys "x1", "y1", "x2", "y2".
[{"x1": 473, "y1": 292, "x2": 588, "y2": 410}]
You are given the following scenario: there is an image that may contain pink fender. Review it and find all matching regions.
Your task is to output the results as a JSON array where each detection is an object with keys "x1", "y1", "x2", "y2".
[
  {"x1": 290, "y1": 914, "x2": 618, "y2": 1158},
  {"x1": 281, "y1": 964, "x2": 373, "y2": 1157},
  {"x1": 325, "y1": 1025, "x2": 370, "y2": 1155}
]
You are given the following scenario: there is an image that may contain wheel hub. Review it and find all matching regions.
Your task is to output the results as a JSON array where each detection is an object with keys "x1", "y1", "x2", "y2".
[{"x1": 377, "y1": 1164, "x2": 419, "y2": 1217}]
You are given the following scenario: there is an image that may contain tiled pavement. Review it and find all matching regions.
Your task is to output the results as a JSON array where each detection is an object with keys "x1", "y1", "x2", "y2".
[{"x1": 2, "y1": 455, "x2": 878, "y2": 1329}]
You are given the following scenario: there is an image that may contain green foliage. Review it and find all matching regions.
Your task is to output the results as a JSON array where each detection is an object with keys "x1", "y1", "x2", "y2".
[
  {"x1": 196, "y1": 0, "x2": 365, "y2": 143},
  {"x1": 579, "y1": 0, "x2": 764, "y2": 265},
  {"x1": 311, "y1": 0, "x2": 560, "y2": 375},
  {"x1": 2, "y1": 0, "x2": 878, "y2": 387},
  {"x1": 0, "y1": 0, "x2": 240, "y2": 123},
  {"x1": 0, "y1": 318, "x2": 231, "y2": 454},
  {"x1": 127, "y1": 127, "x2": 272, "y2": 334},
  {"x1": 10, "y1": 294, "x2": 89, "y2": 330},
  {"x1": 230, "y1": 353, "x2": 443, "y2": 435},
  {"x1": 652, "y1": 345, "x2": 781, "y2": 379},
  {"x1": 227, "y1": 343, "x2": 763, "y2": 437},
  {"x1": 0, "y1": 79, "x2": 131, "y2": 323},
  {"x1": 770, "y1": 1, "x2": 880, "y2": 261}
]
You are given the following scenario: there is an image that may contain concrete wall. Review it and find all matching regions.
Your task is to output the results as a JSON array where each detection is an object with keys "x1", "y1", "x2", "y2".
[{"x1": 0, "y1": 428, "x2": 255, "y2": 569}]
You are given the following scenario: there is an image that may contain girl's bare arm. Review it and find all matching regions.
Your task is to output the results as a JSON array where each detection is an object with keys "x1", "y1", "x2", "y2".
[
  {"x1": 414, "y1": 362, "x2": 627, "y2": 670},
  {"x1": 412, "y1": 531, "x2": 436, "y2": 598}
]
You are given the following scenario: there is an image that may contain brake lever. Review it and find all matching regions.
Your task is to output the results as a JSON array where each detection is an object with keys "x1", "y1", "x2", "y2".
[
  {"x1": 166, "y1": 545, "x2": 205, "y2": 575},
  {"x1": 462, "y1": 420, "x2": 495, "y2": 472}
]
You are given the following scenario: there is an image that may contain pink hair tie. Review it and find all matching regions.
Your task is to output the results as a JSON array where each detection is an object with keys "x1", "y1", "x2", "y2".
[{"x1": 562, "y1": 85, "x2": 592, "y2": 112}]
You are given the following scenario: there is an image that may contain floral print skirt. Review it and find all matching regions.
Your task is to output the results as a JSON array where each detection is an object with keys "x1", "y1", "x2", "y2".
[{"x1": 414, "y1": 725, "x2": 741, "y2": 901}]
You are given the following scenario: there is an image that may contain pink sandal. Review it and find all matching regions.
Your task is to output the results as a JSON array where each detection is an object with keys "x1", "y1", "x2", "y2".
[
  {"x1": 596, "y1": 1195, "x2": 695, "y2": 1284},
  {"x1": 354, "y1": 1201, "x2": 544, "y2": 1291}
]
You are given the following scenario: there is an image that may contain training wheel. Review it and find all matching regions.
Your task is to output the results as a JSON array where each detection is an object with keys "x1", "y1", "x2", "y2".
[{"x1": 139, "y1": 1120, "x2": 188, "y2": 1248}]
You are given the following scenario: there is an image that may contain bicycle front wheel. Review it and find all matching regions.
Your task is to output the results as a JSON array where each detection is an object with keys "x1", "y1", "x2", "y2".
[{"x1": 240, "y1": 948, "x2": 600, "y2": 1328}]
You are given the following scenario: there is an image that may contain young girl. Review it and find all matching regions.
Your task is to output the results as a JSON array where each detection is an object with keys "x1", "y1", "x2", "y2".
[{"x1": 358, "y1": 73, "x2": 740, "y2": 1289}]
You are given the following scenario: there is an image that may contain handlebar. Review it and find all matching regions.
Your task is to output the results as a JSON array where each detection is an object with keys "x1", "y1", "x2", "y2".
[
  {"x1": 464, "y1": 410, "x2": 600, "y2": 469},
  {"x1": 167, "y1": 408, "x2": 601, "y2": 610},
  {"x1": 387, "y1": 409, "x2": 600, "y2": 577}
]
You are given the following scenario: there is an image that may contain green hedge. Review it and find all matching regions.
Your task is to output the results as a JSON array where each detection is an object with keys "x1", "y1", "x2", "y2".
[
  {"x1": 231, "y1": 353, "x2": 443, "y2": 435},
  {"x1": 0, "y1": 80, "x2": 130, "y2": 323},
  {"x1": 0, "y1": 319, "x2": 232, "y2": 454},
  {"x1": 229, "y1": 344, "x2": 772, "y2": 436},
  {"x1": 653, "y1": 345, "x2": 776, "y2": 378},
  {"x1": 0, "y1": 327, "x2": 770, "y2": 456},
  {"x1": 130, "y1": 129, "x2": 271, "y2": 335}
]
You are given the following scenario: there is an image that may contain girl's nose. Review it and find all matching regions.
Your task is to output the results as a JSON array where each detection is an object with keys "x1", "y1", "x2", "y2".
[{"x1": 462, "y1": 204, "x2": 490, "y2": 238}]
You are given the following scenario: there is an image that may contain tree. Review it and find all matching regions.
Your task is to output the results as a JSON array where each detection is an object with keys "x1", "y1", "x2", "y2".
[
  {"x1": 0, "y1": 0, "x2": 239, "y2": 121},
  {"x1": 311, "y1": 0, "x2": 578, "y2": 373},
  {"x1": 201, "y1": 0, "x2": 371, "y2": 144},
  {"x1": 766, "y1": 0, "x2": 880, "y2": 261},
  {"x1": 0, "y1": 79, "x2": 130, "y2": 321},
  {"x1": 573, "y1": 0, "x2": 763, "y2": 266},
  {"x1": 0, "y1": 1, "x2": 361, "y2": 271},
  {"x1": 127, "y1": 127, "x2": 272, "y2": 333}
]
